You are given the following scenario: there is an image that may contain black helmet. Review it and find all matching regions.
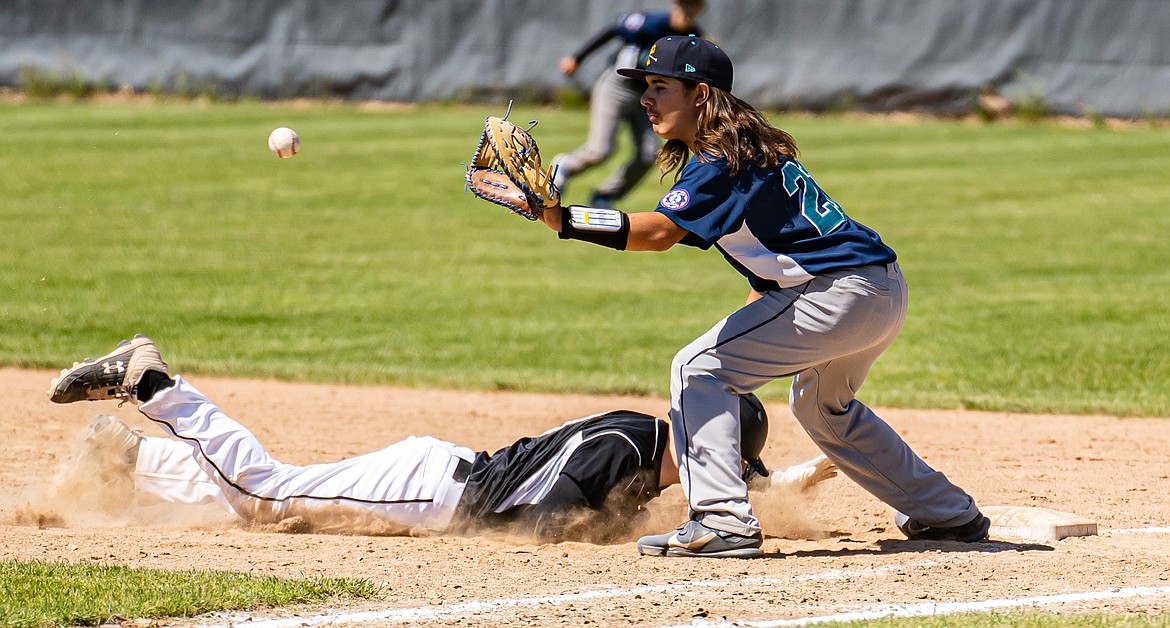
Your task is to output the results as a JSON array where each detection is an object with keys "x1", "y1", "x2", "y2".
[{"x1": 739, "y1": 392, "x2": 770, "y2": 483}]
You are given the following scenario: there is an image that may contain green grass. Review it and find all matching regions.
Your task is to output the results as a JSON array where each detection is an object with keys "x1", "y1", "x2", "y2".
[
  {"x1": 0, "y1": 561, "x2": 378, "y2": 628},
  {"x1": 2, "y1": 557, "x2": 1163, "y2": 628},
  {"x1": 795, "y1": 118, "x2": 1170, "y2": 415},
  {"x1": 1, "y1": 101, "x2": 1168, "y2": 416}
]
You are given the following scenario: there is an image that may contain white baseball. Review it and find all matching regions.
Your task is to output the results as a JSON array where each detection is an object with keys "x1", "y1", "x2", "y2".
[{"x1": 268, "y1": 127, "x2": 299, "y2": 158}]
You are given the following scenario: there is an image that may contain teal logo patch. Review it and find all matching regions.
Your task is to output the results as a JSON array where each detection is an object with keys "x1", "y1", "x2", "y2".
[{"x1": 685, "y1": 64, "x2": 696, "y2": 72}]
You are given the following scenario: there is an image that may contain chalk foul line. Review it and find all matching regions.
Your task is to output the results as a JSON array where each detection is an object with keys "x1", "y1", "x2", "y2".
[
  {"x1": 193, "y1": 524, "x2": 1170, "y2": 628},
  {"x1": 665, "y1": 585, "x2": 1170, "y2": 627},
  {"x1": 193, "y1": 561, "x2": 939, "y2": 628}
]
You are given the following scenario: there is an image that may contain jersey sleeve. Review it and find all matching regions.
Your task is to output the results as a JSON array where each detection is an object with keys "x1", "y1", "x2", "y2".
[
  {"x1": 517, "y1": 434, "x2": 650, "y2": 542},
  {"x1": 521, "y1": 475, "x2": 591, "y2": 541},
  {"x1": 655, "y1": 159, "x2": 740, "y2": 249},
  {"x1": 615, "y1": 12, "x2": 648, "y2": 38},
  {"x1": 572, "y1": 25, "x2": 620, "y2": 62},
  {"x1": 557, "y1": 434, "x2": 647, "y2": 509}
]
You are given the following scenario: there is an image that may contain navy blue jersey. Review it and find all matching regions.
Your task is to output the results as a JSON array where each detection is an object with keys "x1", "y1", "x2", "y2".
[
  {"x1": 656, "y1": 156, "x2": 897, "y2": 292},
  {"x1": 574, "y1": 12, "x2": 704, "y2": 71},
  {"x1": 615, "y1": 12, "x2": 703, "y2": 69}
]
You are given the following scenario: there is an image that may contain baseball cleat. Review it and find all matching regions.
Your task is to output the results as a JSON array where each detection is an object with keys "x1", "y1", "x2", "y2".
[
  {"x1": 78, "y1": 414, "x2": 143, "y2": 470},
  {"x1": 637, "y1": 519, "x2": 763, "y2": 558},
  {"x1": 895, "y1": 511, "x2": 991, "y2": 542},
  {"x1": 48, "y1": 335, "x2": 168, "y2": 404}
]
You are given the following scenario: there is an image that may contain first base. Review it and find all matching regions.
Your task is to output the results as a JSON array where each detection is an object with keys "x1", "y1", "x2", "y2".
[{"x1": 983, "y1": 505, "x2": 1098, "y2": 541}]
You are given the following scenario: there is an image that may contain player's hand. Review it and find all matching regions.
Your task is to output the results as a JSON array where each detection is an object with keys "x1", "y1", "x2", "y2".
[
  {"x1": 774, "y1": 455, "x2": 838, "y2": 493},
  {"x1": 465, "y1": 115, "x2": 560, "y2": 220},
  {"x1": 559, "y1": 57, "x2": 579, "y2": 77},
  {"x1": 538, "y1": 204, "x2": 564, "y2": 232}
]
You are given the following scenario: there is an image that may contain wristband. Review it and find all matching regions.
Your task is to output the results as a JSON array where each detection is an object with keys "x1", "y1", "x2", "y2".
[{"x1": 558, "y1": 205, "x2": 630, "y2": 250}]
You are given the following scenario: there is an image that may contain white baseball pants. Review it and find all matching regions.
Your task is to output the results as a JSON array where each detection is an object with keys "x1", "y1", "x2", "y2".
[{"x1": 135, "y1": 376, "x2": 475, "y2": 532}]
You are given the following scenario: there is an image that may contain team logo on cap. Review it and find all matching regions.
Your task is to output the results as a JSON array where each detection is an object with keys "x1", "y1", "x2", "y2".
[
  {"x1": 660, "y1": 189, "x2": 690, "y2": 210},
  {"x1": 647, "y1": 44, "x2": 657, "y2": 66}
]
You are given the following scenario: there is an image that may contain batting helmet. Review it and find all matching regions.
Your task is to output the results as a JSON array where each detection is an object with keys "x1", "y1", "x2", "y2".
[{"x1": 739, "y1": 392, "x2": 771, "y2": 482}]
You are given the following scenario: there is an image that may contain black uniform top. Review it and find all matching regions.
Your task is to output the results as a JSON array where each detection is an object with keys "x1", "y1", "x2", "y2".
[{"x1": 451, "y1": 411, "x2": 669, "y2": 542}]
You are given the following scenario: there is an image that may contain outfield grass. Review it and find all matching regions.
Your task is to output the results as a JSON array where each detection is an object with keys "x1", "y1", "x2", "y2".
[{"x1": 1, "y1": 101, "x2": 1167, "y2": 416}]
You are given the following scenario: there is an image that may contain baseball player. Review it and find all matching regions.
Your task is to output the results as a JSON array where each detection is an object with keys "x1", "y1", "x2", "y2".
[
  {"x1": 552, "y1": 0, "x2": 706, "y2": 208},
  {"x1": 537, "y1": 36, "x2": 990, "y2": 557},
  {"x1": 48, "y1": 336, "x2": 835, "y2": 543}
]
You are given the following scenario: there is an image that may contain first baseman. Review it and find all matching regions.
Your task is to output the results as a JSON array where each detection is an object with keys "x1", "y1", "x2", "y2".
[
  {"x1": 537, "y1": 36, "x2": 990, "y2": 557},
  {"x1": 48, "y1": 335, "x2": 835, "y2": 542}
]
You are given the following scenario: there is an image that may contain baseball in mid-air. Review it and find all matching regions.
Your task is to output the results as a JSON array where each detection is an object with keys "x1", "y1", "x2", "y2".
[{"x1": 267, "y1": 127, "x2": 299, "y2": 158}]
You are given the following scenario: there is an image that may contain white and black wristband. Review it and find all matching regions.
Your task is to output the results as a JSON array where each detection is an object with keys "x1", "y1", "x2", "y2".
[{"x1": 558, "y1": 205, "x2": 630, "y2": 250}]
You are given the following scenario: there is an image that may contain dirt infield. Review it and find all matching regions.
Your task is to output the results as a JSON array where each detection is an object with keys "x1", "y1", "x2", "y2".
[{"x1": 4, "y1": 367, "x2": 1170, "y2": 626}]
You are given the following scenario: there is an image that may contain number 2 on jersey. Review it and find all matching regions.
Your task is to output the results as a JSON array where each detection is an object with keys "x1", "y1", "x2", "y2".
[{"x1": 781, "y1": 162, "x2": 846, "y2": 235}]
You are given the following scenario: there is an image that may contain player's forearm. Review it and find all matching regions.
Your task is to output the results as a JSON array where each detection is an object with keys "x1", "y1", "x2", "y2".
[
  {"x1": 624, "y1": 211, "x2": 687, "y2": 251},
  {"x1": 538, "y1": 204, "x2": 563, "y2": 232},
  {"x1": 551, "y1": 207, "x2": 686, "y2": 252}
]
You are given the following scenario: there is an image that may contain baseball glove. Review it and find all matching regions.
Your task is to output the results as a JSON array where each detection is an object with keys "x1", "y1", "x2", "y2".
[{"x1": 466, "y1": 111, "x2": 560, "y2": 220}]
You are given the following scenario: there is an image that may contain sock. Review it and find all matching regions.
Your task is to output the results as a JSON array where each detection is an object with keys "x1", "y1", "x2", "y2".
[{"x1": 135, "y1": 369, "x2": 175, "y2": 402}]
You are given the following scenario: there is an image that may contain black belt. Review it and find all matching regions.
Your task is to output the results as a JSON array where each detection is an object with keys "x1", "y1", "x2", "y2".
[{"x1": 452, "y1": 458, "x2": 472, "y2": 483}]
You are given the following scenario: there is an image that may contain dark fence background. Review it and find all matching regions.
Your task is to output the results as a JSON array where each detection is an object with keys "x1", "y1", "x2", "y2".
[{"x1": 3, "y1": 0, "x2": 1167, "y2": 117}]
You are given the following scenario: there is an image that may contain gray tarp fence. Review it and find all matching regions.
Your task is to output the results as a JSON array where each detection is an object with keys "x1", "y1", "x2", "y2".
[{"x1": 2, "y1": 0, "x2": 1168, "y2": 117}]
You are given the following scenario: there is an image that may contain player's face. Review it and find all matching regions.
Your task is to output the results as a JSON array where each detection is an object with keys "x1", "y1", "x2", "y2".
[
  {"x1": 670, "y1": 1, "x2": 704, "y2": 28},
  {"x1": 641, "y1": 76, "x2": 705, "y2": 146}
]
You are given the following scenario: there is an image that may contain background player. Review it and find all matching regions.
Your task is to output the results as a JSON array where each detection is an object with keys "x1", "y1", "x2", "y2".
[
  {"x1": 538, "y1": 36, "x2": 990, "y2": 557},
  {"x1": 552, "y1": 0, "x2": 706, "y2": 208},
  {"x1": 48, "y1": 335, "x2": 836, "y2": 543}
]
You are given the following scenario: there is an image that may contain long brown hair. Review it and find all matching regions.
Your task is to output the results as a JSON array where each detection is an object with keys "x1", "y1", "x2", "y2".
[{"x1": 658, "y1": 85, "x2": 799, "y2": 181}]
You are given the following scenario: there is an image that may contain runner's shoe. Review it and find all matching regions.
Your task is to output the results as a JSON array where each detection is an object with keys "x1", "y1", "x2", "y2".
[
  {"x1": 48, "y1": 335, "x2": 168, "y2": 404},
  {"x1": 77, "y1": 414, "x2": 143, "y2": 470}
]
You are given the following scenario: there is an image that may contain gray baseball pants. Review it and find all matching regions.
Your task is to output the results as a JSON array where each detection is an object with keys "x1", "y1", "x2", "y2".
[
  {"x1": 554, "y1": 71, "x2": 658, "y2": 201},
  {"x1": 670, "y1": 263, "x2": 982, "y2": 536}
]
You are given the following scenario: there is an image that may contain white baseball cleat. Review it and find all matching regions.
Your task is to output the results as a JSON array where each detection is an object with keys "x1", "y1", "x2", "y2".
[
  {"x1": 77, "y1": 414, "x2": 143, "y2": 471},
  {"x1": 48, "y1": 335, "x2": 168, "y2": 404}
]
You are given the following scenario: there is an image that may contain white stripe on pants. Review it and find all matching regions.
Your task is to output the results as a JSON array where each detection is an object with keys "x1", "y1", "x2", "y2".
[
  {"x1": 672, "y1": 263, "x2": 980, "y2": 536},
  {"x1": 137, "y1": 376, "x2": 475, "y2": 532}
]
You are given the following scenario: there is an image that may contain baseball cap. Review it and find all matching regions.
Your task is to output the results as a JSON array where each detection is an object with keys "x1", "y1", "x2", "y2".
[{"x1": 617, "y1": 35, "x2": 733, "y2": 92}]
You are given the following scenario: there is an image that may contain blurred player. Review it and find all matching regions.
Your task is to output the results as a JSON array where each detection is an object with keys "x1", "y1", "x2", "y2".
[
  {"x1": 48, "y1": 335, "x2": 836, "y2": 543},
  {"x1": 552, "y1": 0, "x2": 706, "y2": 208}
]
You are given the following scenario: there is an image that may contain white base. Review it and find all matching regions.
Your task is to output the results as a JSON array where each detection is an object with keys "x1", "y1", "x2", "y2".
[{"x1": 983, "y1": 505, "x2": 1098, "y2": 541}]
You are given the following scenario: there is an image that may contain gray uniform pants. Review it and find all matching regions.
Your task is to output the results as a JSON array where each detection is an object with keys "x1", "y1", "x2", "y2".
[
  {"x1": 554, "y1": 70, "x2": 659, "y2": 202},
  {"x1": 670, "y1": 263, "x2": 981, "y2": 536}
]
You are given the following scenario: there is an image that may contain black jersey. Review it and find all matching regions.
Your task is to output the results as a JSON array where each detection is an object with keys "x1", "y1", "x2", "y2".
[{"x1": 452, "y1": 411, "x2": 669, "y2": 542}]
